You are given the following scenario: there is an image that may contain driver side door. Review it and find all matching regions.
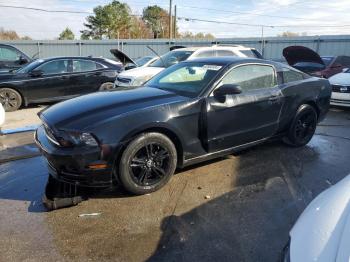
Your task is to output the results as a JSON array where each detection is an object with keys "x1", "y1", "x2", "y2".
[
  {"x1": 205, "y1": 63, "x2": 284, "y2": 152},
  {"x1": 25, "y1": 59, "x2": 71, "y2": 102}
]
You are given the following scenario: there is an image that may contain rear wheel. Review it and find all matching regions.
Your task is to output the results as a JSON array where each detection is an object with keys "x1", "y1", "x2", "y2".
[
  {"x1": 0, "y1": 88, "x2": 22, "y2": 112},
  {"x1": 283, "y1": 104, "x2": 317, "y2": 147},
  {"x1": 118, "y1": 132, "x2": 177, "y2": 195}
]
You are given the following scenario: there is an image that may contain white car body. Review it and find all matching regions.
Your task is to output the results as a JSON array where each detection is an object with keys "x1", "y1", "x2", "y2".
[
  {"x1": 287, "y1": 175, "x2": 350, "y2": 262},
  {"x1": 0, "y1": 102, "x2": 5, "y2": 127},
  {"x1": 114, "y1": 45, "x2": 261, "y2": 88},
  {"x1": 328, "y1": 70, "x2": 350, "y2": 107}
]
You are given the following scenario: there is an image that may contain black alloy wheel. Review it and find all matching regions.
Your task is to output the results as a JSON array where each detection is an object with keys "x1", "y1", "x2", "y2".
[
  {"x1": 0, "y1": 88, "x2": 22, "y2": 112},
  {"x1": 284, "y1": 104, "x2": 317, "y2": 147},
  {"x1": 129, "y1": 143, "x2": 170, "y2": 186},
  {"x1": 119, "y1": 132, "x2": 177, "y2": 195}
]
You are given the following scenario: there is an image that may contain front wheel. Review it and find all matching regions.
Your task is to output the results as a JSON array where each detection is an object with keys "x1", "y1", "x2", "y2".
[
  {"x1": 0, "y1": 88, "x2": 22, "y2": 112},
  {"x1": 283, "y1": 104, "x2": 318, "y2": 147},
  {"x1": 118, "y1": 132, "x2": 177, "y2": 195}
]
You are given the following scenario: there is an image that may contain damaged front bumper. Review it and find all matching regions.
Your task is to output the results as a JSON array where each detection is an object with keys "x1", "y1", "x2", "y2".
[{"x1": 35, "y1": 125, "x2": 115, "y2": 188}]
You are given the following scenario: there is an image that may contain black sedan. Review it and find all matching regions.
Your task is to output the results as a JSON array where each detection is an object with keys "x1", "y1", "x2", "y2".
[
  {"x1": 35, "y1": 57, "x2": 331, "y2": 195},
  {"x1": 0, "y1": 56, "x2": 123, "y2": 111}
]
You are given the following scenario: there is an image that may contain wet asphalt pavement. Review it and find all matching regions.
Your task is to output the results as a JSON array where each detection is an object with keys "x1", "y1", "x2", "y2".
[{"x1": 0, "y1": 107, "x2": 350, "y2": 262}]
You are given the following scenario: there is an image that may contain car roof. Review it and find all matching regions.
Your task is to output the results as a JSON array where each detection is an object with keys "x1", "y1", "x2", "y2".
[
  {"x1": 182, "y1": 56, "x2": 276, "y2": 66},
  {"x1": 175, "y1": 45, "x2": 254, "y2": 52}
]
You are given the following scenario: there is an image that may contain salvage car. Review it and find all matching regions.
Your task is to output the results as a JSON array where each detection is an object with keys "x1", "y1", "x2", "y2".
[
  {"x1": 0, "y1": 44, "x2": 31, "y2": 73},
  {"x1": 282, "y1": 175, "x2": 350, "y2": 262},
  {"x1": 114, "y1": 45, "x2": 263, "y2": 87},
  {"x1": 110, "y1": 49, "x2": 157, "y2": 70},
  {"x1": 283, "y1": 46, "x2": 350, "y2": 78},
  {"x1": 328, "y1": 68, "x2": 350, "y2": 107},
  {"x1": 35, "y1": 57, "x2": 331, "y2": 195},
  {"x1": 0, "y1": 56, "x2": 123, "y2": 111}
]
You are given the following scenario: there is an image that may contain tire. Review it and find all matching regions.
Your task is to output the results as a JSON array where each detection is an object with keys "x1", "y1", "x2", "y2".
[
  {"x1": 99, "y1": 82, "x2": 114, "y2": 91},
  {"x1": 283, "y1": 104, "x2": 318, "y2": 147},
  {"x1": 0, "y1": 88, "x2": 22, "y2": 112},
  {"x1": 119, "y1": 132, "x2": 177, "y2": 195}
]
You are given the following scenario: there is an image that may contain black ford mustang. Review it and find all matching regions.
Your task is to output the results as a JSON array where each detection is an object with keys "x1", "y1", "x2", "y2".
[
  {"x1": 35, "y1": 57, "x2": 331, "y2": 195},
  {"x1": 0, "y1": 56, "x2": 123, "y2": 111}
]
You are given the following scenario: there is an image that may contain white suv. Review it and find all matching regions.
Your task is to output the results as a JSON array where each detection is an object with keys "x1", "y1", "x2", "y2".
[{"x1": 114, "y1": 45, "x2": 262, "y2": 88}]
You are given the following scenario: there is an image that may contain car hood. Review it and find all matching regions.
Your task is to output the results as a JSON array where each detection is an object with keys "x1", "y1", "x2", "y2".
[
  {"x1": 118, "y1": 66, "x2": 164, "y2": 79},
  {"x1": 329, "y1": 73, "x2": 350, "y2": 86},
  {"x1": 110, "y1": 49, "x2": 135, "y2": 65},
  {"x1": 283, "y1": 46, "x2": 325, "y2": 66},
  {"x1": 290, "y1": 175, "x2": 350, "y2": 262},
  {"x1": 40, "y1": 87, "x2": 187, "y2": 130}
]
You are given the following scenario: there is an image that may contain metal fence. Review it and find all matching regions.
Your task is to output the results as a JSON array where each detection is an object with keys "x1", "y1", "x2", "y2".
[{"x1": 2, "y1": 35, "x2": 350, "y2": 60}]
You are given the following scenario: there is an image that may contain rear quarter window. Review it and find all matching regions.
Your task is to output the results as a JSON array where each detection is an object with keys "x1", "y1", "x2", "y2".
[{"x1": 282, "y1": 69, "x2": 304, "y2": 83}]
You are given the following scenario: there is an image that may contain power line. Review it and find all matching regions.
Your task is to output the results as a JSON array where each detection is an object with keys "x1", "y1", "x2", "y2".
[
  {"x1": 178, "y1": 17, "x2": 350, "y2": 29},
  {"x1": 0, "y1": 4, "x2": 93, "y2": 14},
  {"x1": 177, "y1": 5, "x2": 321, "y2": 21}
]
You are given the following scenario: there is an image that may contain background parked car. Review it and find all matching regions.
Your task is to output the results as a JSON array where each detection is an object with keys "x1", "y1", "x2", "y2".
[
  {"x1": 0, "y1": 44, "x2": 31, "y2": 73},
  {"x1": 328, "y1": 68, "x2": 350, "y2": 107},
  {"x1": 0, "y1": 56, "x2": 123, "y2": 111},
  {"x1": 282, "y1": 175, "x2": 350, "y2": 262},
  {"x1": 114, "y1": 45, "x2": 263, "y2": 88},
  {"x1": 283, "y1": 45, "x2": 350, "y2": 78}
]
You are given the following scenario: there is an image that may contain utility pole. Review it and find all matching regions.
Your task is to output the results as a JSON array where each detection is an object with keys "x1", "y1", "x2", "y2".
[
  {"x1": 169, "y1": 0, "x2": 173, "y2": 40},
  {"x1": 174, "y1": 5, "x2": 177, "y2": 39}
]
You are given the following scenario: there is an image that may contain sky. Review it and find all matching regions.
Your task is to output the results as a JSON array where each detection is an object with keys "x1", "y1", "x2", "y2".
[{"x1": 0, "y1": 0, "x2": 350, "y2": 39}]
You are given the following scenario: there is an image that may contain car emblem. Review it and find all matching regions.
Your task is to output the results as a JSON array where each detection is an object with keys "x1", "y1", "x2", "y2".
[{"x1": 340, "y1": 87, "x2": 348, "y2": 92}]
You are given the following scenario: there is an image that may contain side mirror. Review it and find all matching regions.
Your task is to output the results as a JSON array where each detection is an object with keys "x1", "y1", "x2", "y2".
[
  {"x1": 214, "y1": 84, "x2": 242, "y2": 99},
  {"x1": 29, "y1": 69, "x2": 43, "y2": 77},
  {"x1": 19, "y1": 56, "x2": 29, "y2": 65}
]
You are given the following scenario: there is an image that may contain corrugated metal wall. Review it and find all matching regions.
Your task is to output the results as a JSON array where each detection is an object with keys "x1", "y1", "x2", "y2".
[{"x1": 2, "y1": 35, "x2": 350, "y2": 60}]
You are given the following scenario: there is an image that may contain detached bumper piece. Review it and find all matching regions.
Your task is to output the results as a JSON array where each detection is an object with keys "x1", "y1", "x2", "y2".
[{"x1": 43, "y1": 175, "x2": 86, "y2": 211}]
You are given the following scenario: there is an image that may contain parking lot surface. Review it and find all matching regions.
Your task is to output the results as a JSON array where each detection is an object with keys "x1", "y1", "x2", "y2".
[{"x1": 0, "y1": 107, "x2": 349, "y2": 262}]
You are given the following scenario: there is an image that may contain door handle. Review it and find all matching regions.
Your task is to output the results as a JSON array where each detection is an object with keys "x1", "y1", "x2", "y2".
[
  {"x1": 94, "y1": 72, "x2": 102, "y2": 76},
  {"x1": 61, "y1": 76, "x2": 69, "y2": 79}
]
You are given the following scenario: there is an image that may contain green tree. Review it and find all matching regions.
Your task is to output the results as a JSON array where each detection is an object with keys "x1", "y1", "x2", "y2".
[
  {"x1": 81, "y1": 1, "x2": 132, "y2": 39},
  {"x1": 58, "y1": 27, "x2": 75, "y2": 40},
  {"x1": 142, "y1": 5, "x2": 177, "y2": 38}
]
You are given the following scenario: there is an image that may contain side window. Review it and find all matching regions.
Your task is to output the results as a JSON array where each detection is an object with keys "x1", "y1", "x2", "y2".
[
  {"x1": 220, "y1": 64, "x2": 276, "y2": 92},
  {"x1": 216, "y1": 50, "x2": 234, "y2": 57},
  {"x1": 195, "y1": 50, "x2": 216, "y2": 58},
  {"x1": 37, "y1": 60, "x2": 69, "y2": 75},
  {"x1": 282, "y1": 69, "x2": 304, "y2": 83},
  {"x1": 72, "y1": 60, "x2": 99, "y2": 72},
  {"x1": 0, "y1": 47, "x2": 20, "y2": 61}
]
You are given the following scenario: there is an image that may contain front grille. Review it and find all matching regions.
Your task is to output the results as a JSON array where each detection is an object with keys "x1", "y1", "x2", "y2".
[
  {"x1": 116, "y1": 77, "x2": 132, "y2": 84},
  {"x1": 332, "y1": 84, "x2": 350, "y2": 93}
]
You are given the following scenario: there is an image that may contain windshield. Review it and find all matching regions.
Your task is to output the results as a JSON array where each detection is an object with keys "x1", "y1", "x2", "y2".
[
  {"x1": 135, "y1": 56, "x2": 154, "y2": 66},
  {"x1": 16, "y1": 59, "x2": 43, "y2": 73},
  {"x1": 321, "y1": 56, "x2": 334, "y2": 67},
  {"x1": 145, "y1": 62, "x2": 224, "y2": 97},
  {"x1": 150, "y1": 50, "x2": 194, "y2": 68}
]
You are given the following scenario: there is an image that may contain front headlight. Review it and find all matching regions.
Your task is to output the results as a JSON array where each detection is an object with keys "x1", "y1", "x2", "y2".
[
  {"x1": 68, "y1": 132, "x2": 98, "y2": 147},
  {"x1": 56, "y1": 131, "x2": 98, "y2": 147},
  {"x1": 132, "y1": 75, "x2": 153, "y2": 86}
]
